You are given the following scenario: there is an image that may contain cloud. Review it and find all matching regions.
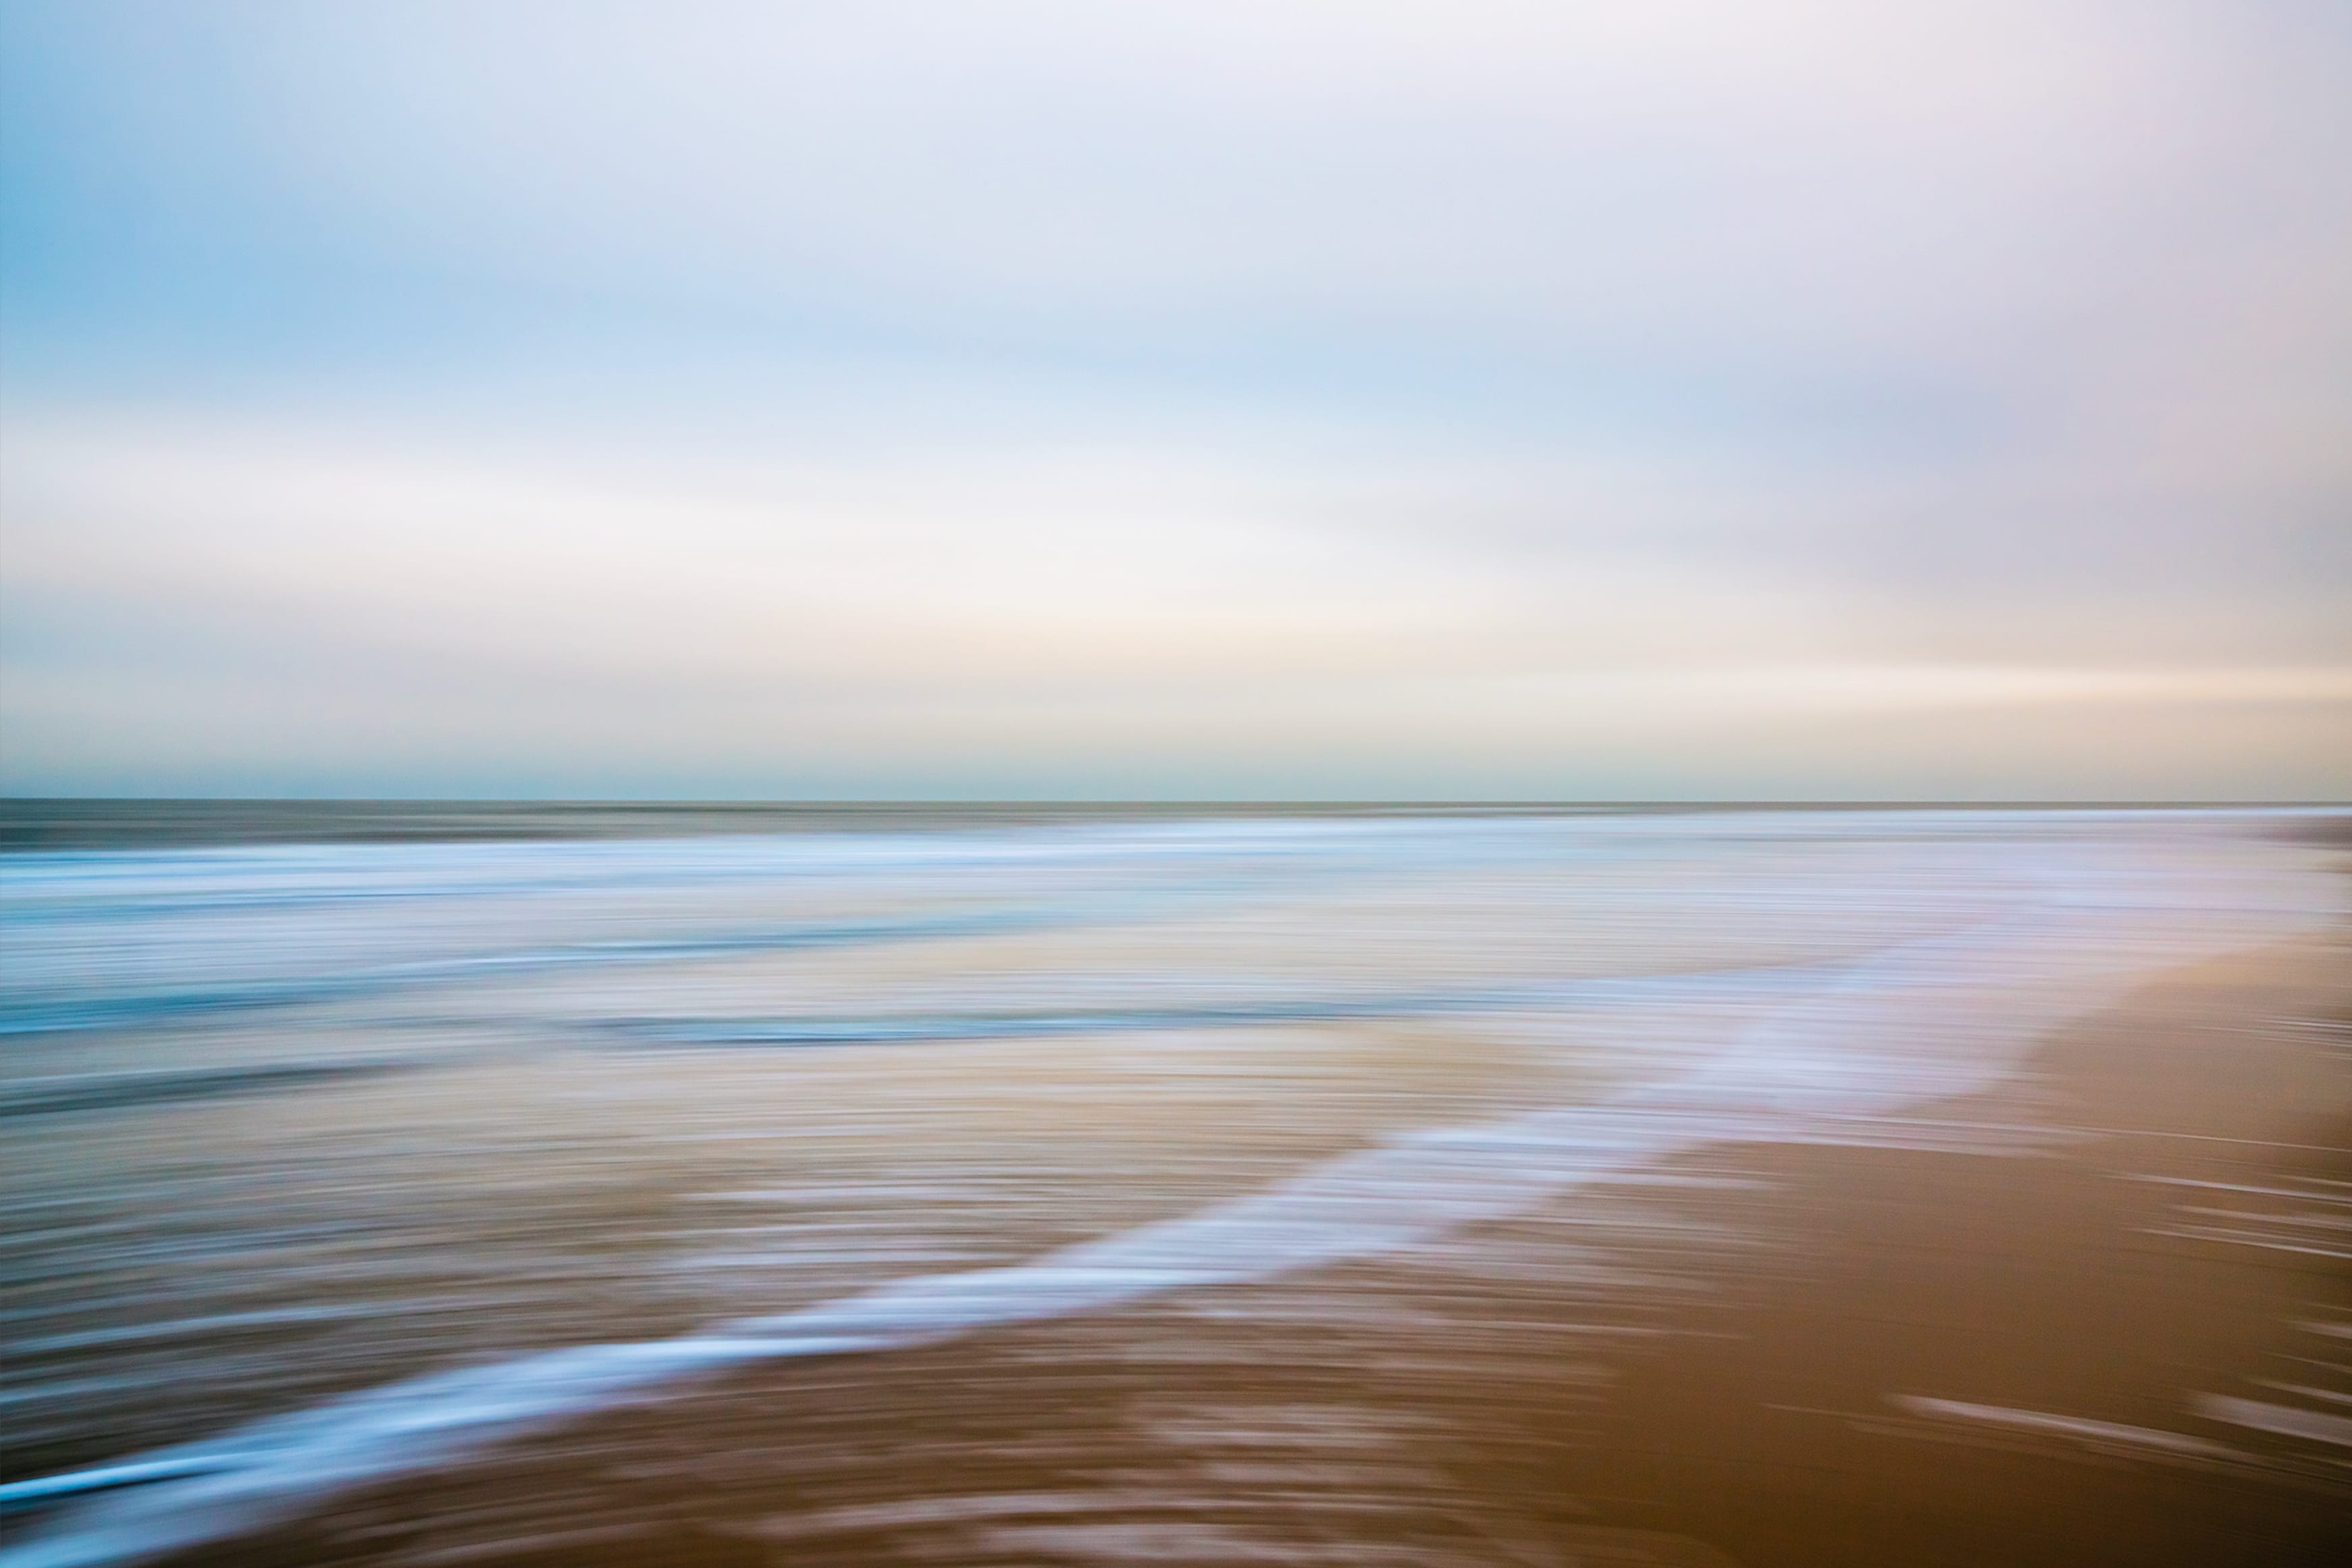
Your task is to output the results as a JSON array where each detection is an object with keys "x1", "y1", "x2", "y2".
[
  {"x1": 5, "y1": 407, "x2": 2346, "y2": 798},
  {"x1": 1, "y1": 1, "x2": 2347, "y2": 793}
]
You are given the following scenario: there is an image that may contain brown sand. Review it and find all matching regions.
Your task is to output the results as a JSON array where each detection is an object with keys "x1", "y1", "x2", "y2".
[
  {"x1": 99, "y1": 931, "x2": 2352, "y2": 1568},
  {"x1": 1567, "y1": 933, "x2": 2352, "y2": 1567}
]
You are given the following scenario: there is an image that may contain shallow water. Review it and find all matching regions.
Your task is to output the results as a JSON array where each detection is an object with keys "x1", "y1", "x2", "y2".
[{"x1": 3, "y1": 807, "x2": 2345, "y2": 1567}]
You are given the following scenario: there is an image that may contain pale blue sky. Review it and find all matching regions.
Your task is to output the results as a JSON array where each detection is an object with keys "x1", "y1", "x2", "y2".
[{"x1": 3, "y1": 1, "x2": 2347, "y2": 798}]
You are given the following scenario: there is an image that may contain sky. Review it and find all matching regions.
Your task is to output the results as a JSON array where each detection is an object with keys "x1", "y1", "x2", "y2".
[{"x1": 2, "y1": 1, "x2": 2347, "y2": 800}]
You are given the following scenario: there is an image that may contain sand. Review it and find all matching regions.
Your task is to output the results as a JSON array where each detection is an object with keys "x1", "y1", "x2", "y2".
[{"x1": 72, "y1": 925, "x2": 2344, "y2": 1568}]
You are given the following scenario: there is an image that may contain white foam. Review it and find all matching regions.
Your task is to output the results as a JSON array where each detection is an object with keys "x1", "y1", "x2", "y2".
[
  {"x1": 2194, "y1": 1394, "x2": 2352, "y2": 1449},
  {"x1": 1891, "y1": 1396, "x2": 2231, "y2": 1459}
]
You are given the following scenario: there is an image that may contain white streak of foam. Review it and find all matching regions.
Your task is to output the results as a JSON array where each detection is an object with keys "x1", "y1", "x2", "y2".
[
  {"x1": 5, "y1": 832, "x2": 2338, "y2": 1568},
  {"x1": 2195, "y1": 1394, "x2": 2352, "y2": 1449},
  {"x1": 1891, "y1": 1396, "x2": 2231, "y2": 1458}
]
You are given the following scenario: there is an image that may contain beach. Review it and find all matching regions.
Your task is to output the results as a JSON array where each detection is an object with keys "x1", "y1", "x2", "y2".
[{"x1": 3, "y1": 808, "x2": 2345, "y2": 1567}]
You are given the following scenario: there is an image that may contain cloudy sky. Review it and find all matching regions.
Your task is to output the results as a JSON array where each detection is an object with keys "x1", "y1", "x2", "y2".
[{"x1": 3, "y1": 0, "x2": 2346, "y2": 798}]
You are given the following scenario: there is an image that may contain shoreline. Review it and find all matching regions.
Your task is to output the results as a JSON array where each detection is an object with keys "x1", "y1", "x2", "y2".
[{"x1": 4, "y1": 800, "x2": 2343, "y2": 854}]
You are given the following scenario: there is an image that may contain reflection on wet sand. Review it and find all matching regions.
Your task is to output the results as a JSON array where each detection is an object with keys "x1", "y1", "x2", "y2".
[{"x1": 2, "y1": 808, "x2": 2346, "y2": 1566}]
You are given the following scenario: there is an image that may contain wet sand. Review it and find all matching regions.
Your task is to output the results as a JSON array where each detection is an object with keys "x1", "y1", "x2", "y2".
[
  {"x1": 101, "y1": 930, "x2": 2349, "y2": 1568},
  {"x1": 1577, "y1": 933, "x2": 2352, "y2": 1568}
]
